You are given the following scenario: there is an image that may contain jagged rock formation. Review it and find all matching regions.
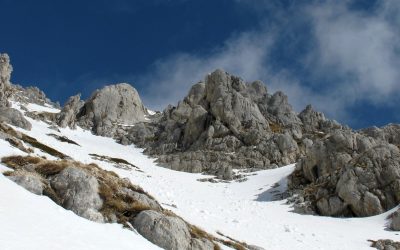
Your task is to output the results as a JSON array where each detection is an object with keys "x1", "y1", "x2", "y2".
[
  {"x1": 124, "y1": 69, "x2": 343, "y2": 178},
  {"x1": 288, "y1": 129, "x2": 400, "y2": 217},
  {"x1": 0, "y1": 53, "x2": 12, "y2": 108},
  {"x1": 57, "y1": 83, "x2": 148, "y2": 136},
  {"x1": 57, "y1": 94, "x2": 84, "y2": 128},
  {"x1": 0, "y1": 53, "x2": 32, "y2": 130},
  {"x1": 361, "y1": 124, "x2": 400, "y2": 146},
  {"x1": 12, "y1": 85, "x2": 60, "y2": 108},
  {"x1": 0, "y1": 107, "x2": 32, "y2": 130}
]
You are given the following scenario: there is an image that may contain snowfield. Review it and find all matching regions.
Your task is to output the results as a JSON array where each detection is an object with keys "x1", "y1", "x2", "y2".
[{"x1": 0, "y1": 102, "x2": 399, "y2": 250}]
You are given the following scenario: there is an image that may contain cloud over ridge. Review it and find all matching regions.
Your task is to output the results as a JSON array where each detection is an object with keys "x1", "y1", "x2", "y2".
[{"x1": 137, "y1": 0, "x2": 400, "y2": 127}]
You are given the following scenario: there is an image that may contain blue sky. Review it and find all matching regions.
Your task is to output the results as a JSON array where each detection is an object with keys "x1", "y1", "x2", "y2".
[{"x1": 1, "y1": 0, "x2": 400, "y2": 128}]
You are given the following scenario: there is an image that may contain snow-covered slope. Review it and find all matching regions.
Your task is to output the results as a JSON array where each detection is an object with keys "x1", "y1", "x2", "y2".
[{"x1": 0, "y1": 102, "x2": 399, "y2": 250}]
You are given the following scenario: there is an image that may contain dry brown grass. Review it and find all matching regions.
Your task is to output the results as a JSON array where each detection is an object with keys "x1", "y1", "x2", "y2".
[
  {"x1": 0, "y1": 122, "x2": 69, "y2": 159},
  {"x1": 47, "y1": 133, "x2": 80, "y2": 146},
  {"x1": 216, "y1": 231, "x2": 249, "y2": 250},
  {"x1": 2, "y1": 170, "x2": 14, "y2": 176},
  {"x1": 35, "y1": 161, "x2": 69, "y2": 177},
  {"x1": 269, "y1": 122, "x2": 283, "y2": 133},
  {"x1": 20, "y1": 134, "x2": 68, "y2": 159},
  {"x1": 95, "y1": 167, "x2": 156, "y2": 225},
  {"x1": 1, "y1": 155, "x2": 42, "y2": 169},
  {"x1": 213, "y1": 244, "x2": 222, "y2": 250}
]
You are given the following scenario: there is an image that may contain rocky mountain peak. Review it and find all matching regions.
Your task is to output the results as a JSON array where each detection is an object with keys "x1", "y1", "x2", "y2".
[{"x1": 56, "y1": 83, "x2": 148, "y2": 137}]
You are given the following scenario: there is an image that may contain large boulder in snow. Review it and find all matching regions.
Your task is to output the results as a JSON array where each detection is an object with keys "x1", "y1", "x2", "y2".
[
  {"x1": 76, "y1": 83, "x2": 148, "y2": 136},
  {"x1": 133, "y1": 210, "x2": 192, "y2": 250},
  {"x1": 132, "y1": 210, "x2": 216, "y2": 250},
  {"x1": 7, "y1": 171, "x2": 44, "y2": 195},
  {"x1": 50, "y1": 166, "x2": 104, "y2": 222}
]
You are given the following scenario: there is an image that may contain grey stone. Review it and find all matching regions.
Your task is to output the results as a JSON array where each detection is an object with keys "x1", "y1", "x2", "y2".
[
  {"x1": 372, "y1": 239, "x2": 400, "y2": 250},
  {"x1": 361, "y1": 124, "x2": 400, "y2": 145},
  {"x1": 50, "y1": 166, "x2": 104, "y2": 222},
  {"x1": 132, "y1": 210, "x2": 191, "y2": 250},
  {"x1": 189, "y1": 238, "x2": 214, "y2": 250},
  {"x1": 7, "y1": 171, "x2": 44, "y2": 195},
  {"x1": 0, "y1": 107, "x2": 32, "y2": 130},
  {"x1": 121, "y1": 187, "x2": 162, "y2": 211},
  {"x1": 0, "y1": 53, "x2": 12, "y2": 107},
  {"x1": 289, "y1": 130, "x2": 400, "y2": 217},
  {"x1": 77, "y1": 83, "x2": 148, "y2": 136},
  {"x1": 125, "y1": 69, "x2": 305, "y2": 178},
  {"x1": 57, "y1": 94, "x2": 84, "y2": 128},
  {"x1": 390, "y1": 209, "x2": 400, "y2": 231}
]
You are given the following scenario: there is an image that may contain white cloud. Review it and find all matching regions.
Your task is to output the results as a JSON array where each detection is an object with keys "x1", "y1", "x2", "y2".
[
  {"x1": 137, "y1": 0, "x2": 400, "y2": 127},
  {"x1": 307, "y1": 1, "x2": 400, "y2": 105},
  {"x1": 138, "y1": 30, "x2": 274, "y2": 110}
]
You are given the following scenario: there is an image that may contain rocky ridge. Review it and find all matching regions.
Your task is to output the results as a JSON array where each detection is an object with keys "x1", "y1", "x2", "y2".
[{"x1": 124, "y1": 70, "x2": 344, "y2": 179}]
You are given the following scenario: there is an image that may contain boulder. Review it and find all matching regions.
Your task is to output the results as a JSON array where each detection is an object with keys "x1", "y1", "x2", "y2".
[
  {"x1": 390, "y1": 209, "x2": 400, "y2": 231},
  {"x1": 77, "y1": 83, "x2": 148, "y2": 136},
  {"x1": 371, "y1": 239, "x2": 400, "y2": 250},
  {"x1": 0, "y1": 107, "x2": 32, "y2": 130},
  {"x1": 50, "y1": 166, "x2": 104, "y2": 222},
  {"x1": 190, "y1": 238, "x2": 214, "y2": 250},
  {"x1": 121, "y1": 187, "x2": 162, "y2": 211},
  {"x1": 7, "y1": 171, "x2": 44, "y2": 195},
  {"x1": 57, "y1": 94, "x2": 84, "y2": 128},
  {"x1": 132, "y1": 210, "x2": 192, "y2": 250}
]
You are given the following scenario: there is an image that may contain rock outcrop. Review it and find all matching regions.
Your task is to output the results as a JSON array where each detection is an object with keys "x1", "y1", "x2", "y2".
[
  {"x1": 56, "y1": 83, "x2": 148, "y2": 136},
  {"x1": 0, "y1": 107, "x2": 32, "y2": 130},
  {"x1": 390, "y1": 208, "x2": 400, "y2": 231},
  {"x1": 371, "y1": 239, "x2": 400, "y2": 250},
  {"x1": 124, "y1": 70, "x2": 341, "y2": 178},
  {"x1": 133, "y1": 210, "x2": 215, "y2": 250},
  {"x1": 361, "y1": 124, "x2": 400, "y2": 146},
  {"x1": 57, "y1": 94, "x2": 84, "y2": 128},
  {"x1": 0, "y1": 53, "x2": 32, "y2": 130},
  {"x1": 288, "y1": 130, "x2": 400, "y2": 217},
  {"x1": 0, "y1": 53, "x2": 12, "y2": 107}
]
